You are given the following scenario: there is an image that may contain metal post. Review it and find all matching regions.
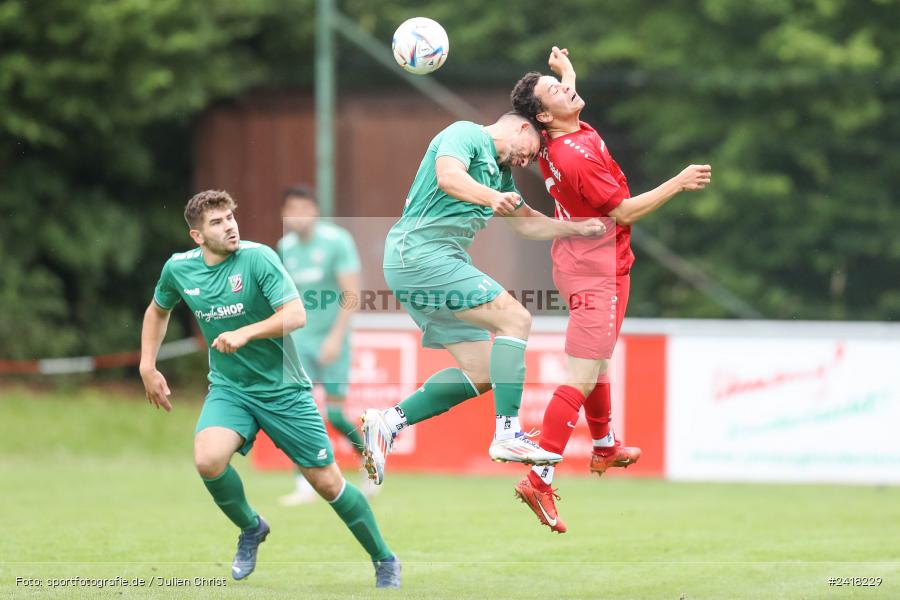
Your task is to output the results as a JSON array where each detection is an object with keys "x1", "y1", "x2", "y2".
[{"x1": 315, "y1": 0, "x2": 335, "y2": 217}]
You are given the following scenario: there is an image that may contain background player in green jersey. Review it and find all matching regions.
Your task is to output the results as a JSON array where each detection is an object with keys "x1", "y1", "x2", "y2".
[
  {"x1": 139, "y1": 190, "x2": 400, "y2": 588},
  {"x1": 277, "y1": 183, "x2": 377, "y2": 505},
  {"x1": 362, "y1": 112, "x2": 606, "y2": 485}
]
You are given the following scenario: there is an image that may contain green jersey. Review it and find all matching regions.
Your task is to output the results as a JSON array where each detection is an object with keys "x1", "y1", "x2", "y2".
[
  {"x1": 383, "y1": 121, "x2": 521, "y2": 269},
  {"x1": 278, "y1": 222, "x2": 360, "y2": 341},
  {"x1": 153, "y1": 241, "x2": 311, "y2": 394}
]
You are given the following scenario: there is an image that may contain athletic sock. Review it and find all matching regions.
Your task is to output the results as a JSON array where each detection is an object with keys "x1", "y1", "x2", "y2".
[
  {"x1": 495, "y1": 415, "x2": 521, "y2": 440},
  {"x1": 393, "y1": 368, "x2": 479, "y2": 429},
  {"x1": 325, "y1": 403, "x2": 364, "y2": 453},
  {"x1": 583, "y1": 381, "x2": 612, "y2": 443},
  {"x1": 328, "y1": 480, "x2": 393, "y2": 562},
  {"x1": 202, "y1": 465, "x2": 259, "y2": 531},
  {"x1": 539, "y1": 385, "x2": 585, "y2": 454},
  {"x1": 491, "y1": 336, "x2": 527, "y2": 428},
  {"x1": 531, "y1": 465, "x2": 554, "y2": 487},
  {"x1": 593, "y1": 431, "x2": 616, "y2": 450}
]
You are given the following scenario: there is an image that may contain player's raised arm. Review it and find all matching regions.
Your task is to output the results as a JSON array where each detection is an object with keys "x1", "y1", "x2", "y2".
[
  {"x1": 608, "y1": 164, "x2": 712, "y2": 225},
  {"x1": 503, "y1": 203, "x2": 606, "y2": 240},
  {"x1": 548, "y1": 46, "x2": 576, "y2": 88},
  {"x1": 139, "y1": 301, "x2": 173, "y2": 412},
  {"x1": 435, "y1": 156, "x2": 521, "y2": 215}
]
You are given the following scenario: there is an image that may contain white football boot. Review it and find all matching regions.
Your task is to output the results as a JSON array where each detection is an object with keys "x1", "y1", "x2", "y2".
[
  {"x1": 489, "y1": 431, "x2": 562, "y2": 465},
  {"x1": 361, "y1": 408, "x2": 395, "y2": 485}
]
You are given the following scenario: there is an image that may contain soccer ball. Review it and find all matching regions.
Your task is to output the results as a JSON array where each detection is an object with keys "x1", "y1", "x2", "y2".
[{"x1": 391, "y1": 17, "x2": 449, "y2": 75}]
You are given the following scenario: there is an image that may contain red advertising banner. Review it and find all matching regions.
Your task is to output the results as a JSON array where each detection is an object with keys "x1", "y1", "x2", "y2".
[{"x1": 253, "y1": 328, "x2": 666, "y2": 477}]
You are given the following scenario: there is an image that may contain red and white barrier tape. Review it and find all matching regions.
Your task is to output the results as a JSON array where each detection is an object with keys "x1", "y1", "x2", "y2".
[{"x1": 0, "y1": 338, "x2": 203, "y2": 375}]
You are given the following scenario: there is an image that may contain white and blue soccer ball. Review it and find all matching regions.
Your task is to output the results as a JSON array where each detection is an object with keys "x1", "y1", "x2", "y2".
[{"x1": 391, "y1": 17, "x2": 449, "y2": 75}]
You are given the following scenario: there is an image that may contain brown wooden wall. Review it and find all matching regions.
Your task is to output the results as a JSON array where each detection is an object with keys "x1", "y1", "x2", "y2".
[{"x1": 193, "y1": 89, "x2": 556, "y2": 299}]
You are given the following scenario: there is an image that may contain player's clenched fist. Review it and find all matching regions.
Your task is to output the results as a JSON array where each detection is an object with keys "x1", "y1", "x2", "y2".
[
  {"x1": 678, "y1": 164, "x2": 712, "y2": 191},
  {"x1": 548, "y1": 46, "x2": 573, "y2": 76},
  {"x1": 575, "y1": 218, "x2": 607, "y2": 237},
  {"x1": 211, "y1": 329, "x2": 250, "y2": 354},
  {"x1": 490, "y1": 192, "x2": 521, "y2": 216}
]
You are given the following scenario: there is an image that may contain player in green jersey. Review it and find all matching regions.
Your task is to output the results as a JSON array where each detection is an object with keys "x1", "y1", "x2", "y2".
[
  {"x1": 361, "y1": 112, "x2": 606, "y2": 485},
  {"x1": 277, "y1": 183, "x2": 377, "y2": 505},
  {"x1": 139, "y1": 190, "x2": 400, "y2": 588}
]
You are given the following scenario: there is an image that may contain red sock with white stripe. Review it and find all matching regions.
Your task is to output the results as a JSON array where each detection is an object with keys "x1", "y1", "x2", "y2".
[
  {"x1": 528, "y1": 385, "x2": 585, "y2": 488},
  {"x1": 584, "y1": 379, "x2": 612, "y2": 455}
]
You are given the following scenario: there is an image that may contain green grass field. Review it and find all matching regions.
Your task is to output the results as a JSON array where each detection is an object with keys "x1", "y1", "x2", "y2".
[{"x1": 2, "y1": 386, "x2": 899, "y2": 599}]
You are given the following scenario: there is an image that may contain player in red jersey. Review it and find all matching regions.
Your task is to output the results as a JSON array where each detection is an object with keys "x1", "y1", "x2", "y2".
[{"x1": 509, "y1": 47, "x2": 712, "y2": 532}]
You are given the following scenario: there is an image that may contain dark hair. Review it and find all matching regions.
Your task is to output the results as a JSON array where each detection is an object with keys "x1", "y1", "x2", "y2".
[
  {"x1": 282, "y1": 183, "x2": 318, "y2": 205},
  {"x1": 184, "y1": 190, "x2": 237, "y2": 228},
  {"x1": 510, "y1": 71, "x2": 546, "y2": 127}
]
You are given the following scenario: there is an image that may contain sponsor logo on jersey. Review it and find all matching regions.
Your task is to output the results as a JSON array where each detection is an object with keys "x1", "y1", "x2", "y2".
[
  {"x1": 229, "y1": 274, "x2": 243, "y2": 293},
  {"x1": 184, "y1": 288, "x2": 200, "y2": 296},
  {"x1": 194, "y1": 303, "x2": 246, "y2": 322}
]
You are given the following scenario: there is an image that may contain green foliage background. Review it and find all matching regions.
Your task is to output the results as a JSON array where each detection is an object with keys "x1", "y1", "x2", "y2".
[{"x1": 2, "y1": 0, "x2": 898, "y2": 359}]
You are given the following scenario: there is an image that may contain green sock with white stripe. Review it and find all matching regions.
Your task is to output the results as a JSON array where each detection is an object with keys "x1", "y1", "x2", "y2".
[
  {"x1": 329, "y1": 481, "x2": 393, "y2": 562},
  {"x1": 491, "y1": 336, "x2": 527, "y2": 438},
  {"x1": 387, "y1": 368, "x2": 480, "y2": 429}
]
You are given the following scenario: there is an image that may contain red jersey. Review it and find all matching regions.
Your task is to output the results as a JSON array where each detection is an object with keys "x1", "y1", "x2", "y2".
[{"x1": 539, "y1": 121, "x2": 634, "y2": 276}]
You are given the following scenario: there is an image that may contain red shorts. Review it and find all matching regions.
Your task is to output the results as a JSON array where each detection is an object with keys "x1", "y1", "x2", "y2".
[{"x1": 552, "y1": 271, "x2": 630, "y2": 360}]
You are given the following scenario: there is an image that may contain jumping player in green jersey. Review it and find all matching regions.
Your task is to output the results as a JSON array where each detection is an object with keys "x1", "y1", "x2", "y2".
[
  {"x1": 139, "y1": 190, "x2": 400, "y2": 588},
  {"x1": 277, "y1": 183, "x2": 377, "y2": 505},
  {"x1": 361, "y1": 112, "x2": 606, "y2": 485}
]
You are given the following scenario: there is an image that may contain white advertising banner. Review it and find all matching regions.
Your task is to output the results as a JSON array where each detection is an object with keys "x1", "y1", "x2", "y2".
[{"x1": 666, "y1": 337, "x2": 900, "y2": 484}]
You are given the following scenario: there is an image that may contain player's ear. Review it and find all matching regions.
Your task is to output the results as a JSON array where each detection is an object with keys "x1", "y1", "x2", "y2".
[
  {"x1": 535, "y1": 110, "x2": 553, "y2": 125},
  {"x1": 189, "y1": 228, "x2": 204, "y2": 245}
]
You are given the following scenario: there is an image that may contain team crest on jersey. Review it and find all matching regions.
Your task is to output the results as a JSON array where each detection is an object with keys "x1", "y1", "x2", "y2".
[{"x1": 229, "y1": 274, "x2": 243, "y2": 293}]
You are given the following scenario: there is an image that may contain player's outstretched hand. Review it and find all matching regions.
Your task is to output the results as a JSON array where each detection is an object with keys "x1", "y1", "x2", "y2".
[
  {"x1": 548, "y1": 46, "x2": 573, "y2": 76},
  {"x1": 490, "y1": 192, "x2": 521, "y2": 216},
  {"x1": 678, "y1": 164, "x2": 712, "y2": 191},
  {"x1": 140, "y1": 368, "x2": 172, "y2": 412},
  {"x1": 211, "y1": 330, "x2": 250, "y2": 354},
  {"x1": 575, "y1": 218, "x2": 607, "y2": 237}
]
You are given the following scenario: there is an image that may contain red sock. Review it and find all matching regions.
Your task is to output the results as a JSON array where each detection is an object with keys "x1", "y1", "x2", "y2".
[
  {"x1": 539, "y1": 385, "x2": 585, "y2": 455},
  {"x1": 584, "y1": 381, "x2": 611, "y2": 452},
  {"x1": 527, "y1": 469, "x2": 551, "y2": 491}
]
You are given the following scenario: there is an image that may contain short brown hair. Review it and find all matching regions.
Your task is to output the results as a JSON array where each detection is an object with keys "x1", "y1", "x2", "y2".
[
  {"x1": 282, "y1": 183, "x2": 317, "y2": 205},
  {"x1": 510, "y1": 72, "x2": 546, "y2": 127},
  {"x1": 184, "y1": 190, "x2": 237, "y2": 228}
]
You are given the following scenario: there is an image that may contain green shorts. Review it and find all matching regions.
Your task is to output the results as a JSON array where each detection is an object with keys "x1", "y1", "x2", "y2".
[
  {"x1": 195, "y1": 385, "x2": 334, "y2": 468},
  {"x1": 293, "y1": 335, "x2": 351, "y2": 398},
  {"x1": 384, "y1": 258, "x2": 503, "y2": 349}
]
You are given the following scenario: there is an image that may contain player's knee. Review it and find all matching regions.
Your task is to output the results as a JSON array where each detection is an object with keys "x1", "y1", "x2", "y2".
[
  {"x1": 194, "y1": 453, "x2": 228, "y2": 479},
  {"x1": 499, "y1": 304, "x2": 532, "y2": 339},
  {"x1": 568, "y1": 380, "x2": 596, "y2": 398},
  {"x1": 303, "y1": 465, "x2": 344, "y2": 501},
  {"x1": 467, "y1": 376, "x2": 491, "y2": 394}
]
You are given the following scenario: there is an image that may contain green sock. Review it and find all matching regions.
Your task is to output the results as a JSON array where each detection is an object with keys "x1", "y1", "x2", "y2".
[
  {"x1": 490, "y1": 336, "x2": 527, "y2": 416},
  {"x1": 397, "y1": 367, "x2": 480, "y2": 425},
  {"x1": 329, "y1": 482, "x2": 392, "y2": 562},
  {"x1": 325, "y1": 404, "x2": 364, "y2": 453},
  {"x1": 202, "y1": 465, "x2": 259, "y2": 531}
]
